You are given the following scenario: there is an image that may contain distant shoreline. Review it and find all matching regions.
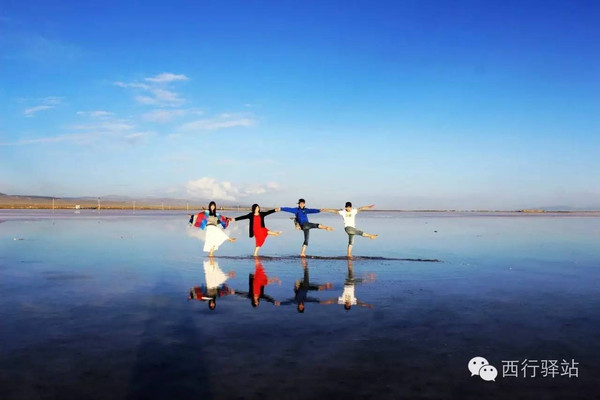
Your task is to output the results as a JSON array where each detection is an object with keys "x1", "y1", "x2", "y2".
[{"x1": 1, "y1": 205, "x2": 599, "y2": 214}]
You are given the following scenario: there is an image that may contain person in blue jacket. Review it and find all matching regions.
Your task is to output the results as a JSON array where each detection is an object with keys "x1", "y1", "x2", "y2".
[{"x1": 281, "y1": 198, "x2": 334, "y2": 257}]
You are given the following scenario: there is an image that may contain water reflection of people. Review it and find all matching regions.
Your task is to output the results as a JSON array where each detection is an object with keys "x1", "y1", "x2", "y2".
[
  {"x1": 235, "y1": 258, "x2": 281, "y2": 307},
  {"x1": 320, "y1": 260, "x2": 374, "y2": 310},
  {"x1": 280, "y1": 258, "x2": 333, "y2": 313},
  {"x1": 188, "y1": 258, "x2": 235, "y2": 310}
]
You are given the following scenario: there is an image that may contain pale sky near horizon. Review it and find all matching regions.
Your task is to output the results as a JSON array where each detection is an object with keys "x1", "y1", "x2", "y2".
[{"x1": 1, "y1": 1, "x2": 599, "y2": 210}]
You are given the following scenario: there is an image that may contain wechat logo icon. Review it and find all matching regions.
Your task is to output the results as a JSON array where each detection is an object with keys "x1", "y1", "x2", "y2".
[{"x1": 468, "y1": 356, "x2": 498, "y2": 382}]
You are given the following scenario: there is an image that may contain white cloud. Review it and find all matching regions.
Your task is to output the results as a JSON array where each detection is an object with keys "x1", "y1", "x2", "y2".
[
  {"x1": 185, "y1": 177, "x2": 239, "y2": 201},
  {"x1": 145, "y1": 73, "x2": 189, "y2": 83},
  {"x1": 184, "y1": 177, "x2": 280, "y2": 201}
]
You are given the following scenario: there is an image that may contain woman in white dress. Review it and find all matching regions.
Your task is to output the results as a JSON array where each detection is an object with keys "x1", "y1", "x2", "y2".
[{"x1": 190, "y1": 201, "x2": 236, "y2": 256}]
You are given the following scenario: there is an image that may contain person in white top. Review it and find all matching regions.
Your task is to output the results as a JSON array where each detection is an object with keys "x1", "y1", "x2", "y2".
[{"x1": 322, "y1": 202, "x2": 378, "y2": 257}]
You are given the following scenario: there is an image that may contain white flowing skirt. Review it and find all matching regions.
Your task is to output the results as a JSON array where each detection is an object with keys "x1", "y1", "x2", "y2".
[{"x1": 203, "y1": 225, "x2": 230, "y2": 252}]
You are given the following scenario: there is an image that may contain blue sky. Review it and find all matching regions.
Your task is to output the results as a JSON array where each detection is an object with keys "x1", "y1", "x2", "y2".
[{"x1": 1, "y1": 0, "x2": 599, "y2": 209}]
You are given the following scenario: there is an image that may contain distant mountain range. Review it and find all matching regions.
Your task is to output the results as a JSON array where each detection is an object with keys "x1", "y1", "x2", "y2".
[{"x1": 1, "y1": 193, "x2": 599, "y2": 211}]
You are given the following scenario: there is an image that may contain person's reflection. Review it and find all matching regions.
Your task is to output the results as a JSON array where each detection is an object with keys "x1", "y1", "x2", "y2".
[
  {"x1": 188, "y1": 257, "x2": 235, "y2": 310},
  {"x1": 235, "y1": 258, "x2": 281, "y2": 307},
  {"x1": 321, "y1": 259, "x2": 374, "y2": 310},
  {"x1": 281, "y1": 258, "x2": 333, "y2": 313}
]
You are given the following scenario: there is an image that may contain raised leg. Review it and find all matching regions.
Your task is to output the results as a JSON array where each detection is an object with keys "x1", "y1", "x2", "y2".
[{"x1": 318, "y1": 224, "x2": 334, "y2": 231}]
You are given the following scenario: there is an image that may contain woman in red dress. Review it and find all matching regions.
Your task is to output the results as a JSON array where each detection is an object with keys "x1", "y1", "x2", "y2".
[{"x1": 234, "y1": 204, "x2": 282, "y2": 256}]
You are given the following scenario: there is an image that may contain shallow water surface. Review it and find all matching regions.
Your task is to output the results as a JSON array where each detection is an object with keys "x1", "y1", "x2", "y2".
[{"x1": 1, "y1": 210, "x2": 599, "y2": 399}]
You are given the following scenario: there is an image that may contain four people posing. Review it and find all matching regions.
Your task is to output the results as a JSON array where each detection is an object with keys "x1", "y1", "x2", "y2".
[{"x1": 189, "y1": 198, "x2": 377, "y2": 257}]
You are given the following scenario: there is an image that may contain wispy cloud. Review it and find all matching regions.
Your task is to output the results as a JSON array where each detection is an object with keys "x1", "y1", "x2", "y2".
[
  {"x1": 180, "y1": 113, "x2": 255, "y2": 132},
  {"x1": 145, "y1": 73, "x2": 189, "y2": 84},
  {"x1": 142, "y1": 108, "x2": 196, "y2": 123},
  {"x1": 23, "y1": 105, "x2": 54, "y2": 117},
  {"x1": 0, "y1": 133, "x2": 97, "y2": 146},
  {"x1": 135, "y1": 88, "x2": 182, "y2": 105},
  {"x1": 23, "y1": 96, "x2": 62, "y2": 117},
  {"x1": 76, "y1": 110, "x2": 114, "y2": 118},
  {"x1": 70, "y1": 120, "x2": 135, "y2": 132},
  {"x1": 114, "y1": 82, "x2": 151, "y2": 90},
  {"x1": 2, "y1": 121, "x2": 151, "y2": 147},
  {"x1": 115, "y1": 72, "x2": 189, "y2": 106}
]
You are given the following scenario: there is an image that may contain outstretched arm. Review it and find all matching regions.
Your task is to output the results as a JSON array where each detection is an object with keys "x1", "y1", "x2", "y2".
[
  {"x1": 262, "y1": 208, "x2": 278, "y2": 217},
  {"x1": 357, "y1": 204, "x2": 375, "y2": 212},
  {"x1": 234, "y1": 212, "x2": 252, "y2": 221},
  {"x1": 320, "y1": 208, "x2": 339, "y2": 213},
  {"x1": 280, "y1": 207, "x2": 296, "y2": 213}
]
